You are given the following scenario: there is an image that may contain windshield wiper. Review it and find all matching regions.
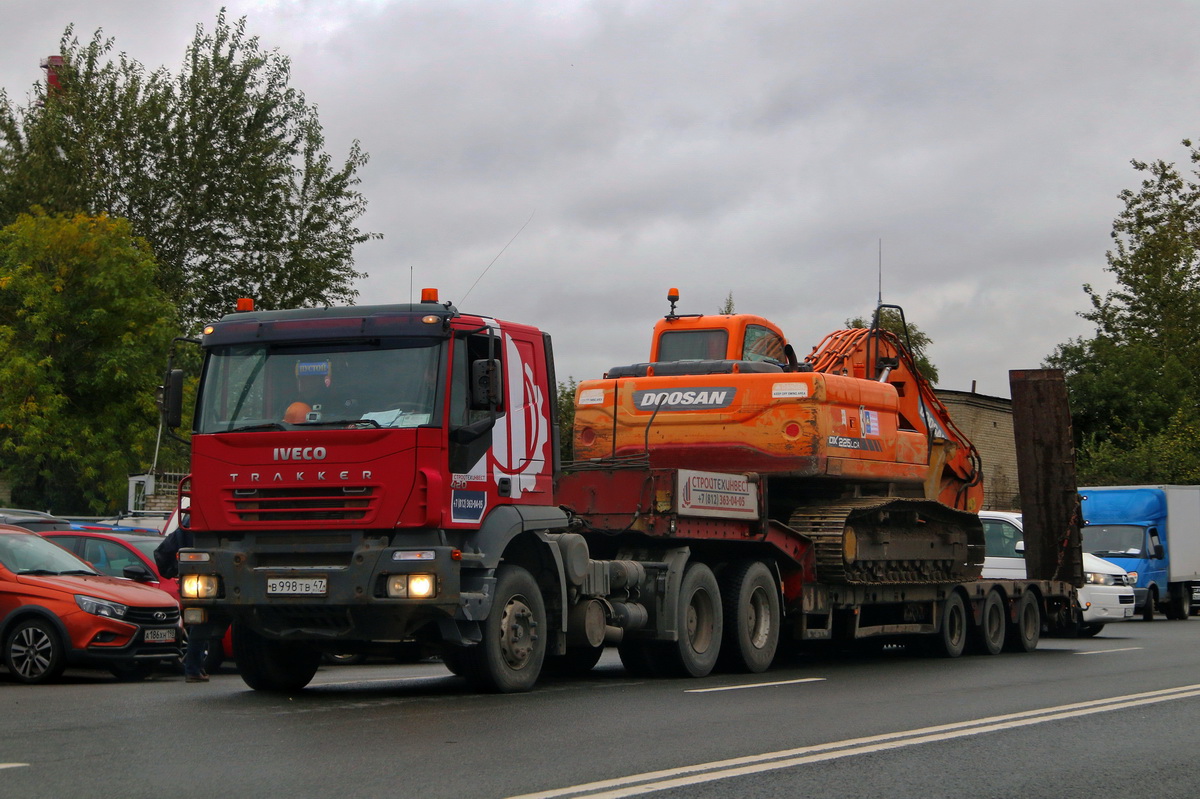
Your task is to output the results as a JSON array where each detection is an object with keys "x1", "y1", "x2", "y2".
[
  {"x1": 18, "y1": 569, "x2": 58, "y2": 575},
  {"x1": 225, "y1": 422, "x2": 288, "y2": 433},
  {"x1": 295, "y1": 419, "x2": 382, "y2": 428},
  {"x1": 59, "y1": 569, "x2": 98, "y2": 576}
]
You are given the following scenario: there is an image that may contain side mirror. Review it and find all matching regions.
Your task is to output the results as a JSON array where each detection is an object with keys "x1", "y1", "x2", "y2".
[
  {"x1": 471, "y1": 359, "x2": 504, "y2": 410},
  {"x1": 158, "y1": 369, "x2": 185, "y2": 428},
  {"x1": 124, "y1": 562, "x2": 156, "y2": 583},
  {"x1": 1014, "y1": 540, "x2": 1026, "y2": 555},
  {"x1": 1148, "y1": 528, "x2": 1165, "y2": 559}
]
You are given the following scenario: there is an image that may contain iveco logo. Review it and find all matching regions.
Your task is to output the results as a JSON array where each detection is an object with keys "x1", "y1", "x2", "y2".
[
  {"x1": 153, "y1": 611, "x2": 167, "y2": 621},
  {"x1": 273, "y1": 446, "x2": 327, "y2": 461}
]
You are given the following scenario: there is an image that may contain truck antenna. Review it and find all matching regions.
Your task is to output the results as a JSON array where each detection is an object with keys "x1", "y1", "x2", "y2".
[{"x1": 461, "y1": 210, "x2": 536, "y2": 304}]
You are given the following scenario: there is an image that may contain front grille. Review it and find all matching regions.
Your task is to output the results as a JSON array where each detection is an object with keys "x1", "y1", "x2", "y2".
[
  {"x1": 1119, "y1": 595, "x2": 1135, "y2": 604},
  {"x1": 126, "y1": 606, "x2": 181, "y2": 625},
  {"x1": 226, "y1": 486, "x2": 377, "y2": 523}
]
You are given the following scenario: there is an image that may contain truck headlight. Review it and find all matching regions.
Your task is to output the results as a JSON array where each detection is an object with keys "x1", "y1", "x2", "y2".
[
  {"x1": 386, "y1": 574, "x2": 436, "y2": 598},
  {"x1": 1125, "y1": 571, "x2": 1138, "y2": 583},
  {"x1": 76, "y1": 595, "x2": 128, "y2": 619},
  {"x1": 180, "y1": 574, "x2": 221, "y2": 599}
]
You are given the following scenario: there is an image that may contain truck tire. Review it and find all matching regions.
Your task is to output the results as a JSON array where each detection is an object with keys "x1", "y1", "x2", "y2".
[
  {"x1": 1165, "y1": 584, "x2": 1191, "y2": 620},
  {"x1": 5, "y1": 618, "x2": 67, "y2": 684},
  {"x1": 233, "y1": 625, "x2": 321, "y2": 692},
  {"x1": 1005, "y1": 592, "x2": 1041, "y2": 652},
  {"x1": 717, "y1": 560, "x2": 780, "y2": 673},
  {"x1": 931, "y1": 591, "x2": 968, "y2": 658},
  {"x1": 1142, "y1": 589, "x2": 1156, "y2": 621},
  {"x1": 459, "y1": 565, "x2": 547, "y2": 693},
  {"x1": 662, "y1": 562, "x2": 723, "y2": 677},
  {"x1": 970, "y1": 589, "x2": 1005, "y2": 656}
]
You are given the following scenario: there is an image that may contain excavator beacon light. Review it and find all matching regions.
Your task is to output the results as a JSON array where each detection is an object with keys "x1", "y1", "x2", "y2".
[
  {"x1": 667, "y1": 288, "x2": 680, "y2": 303},
  {"x1": 235, "y1": 298, "x2": 255, "y2": 312},
  {"x1": 421, "y1": 288, "x2": 439, "y2": 303}
]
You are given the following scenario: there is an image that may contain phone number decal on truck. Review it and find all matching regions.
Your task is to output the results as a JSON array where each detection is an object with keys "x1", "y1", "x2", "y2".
[{"x1": 675, "y1": 469, "x2": 759, "y2": 519}]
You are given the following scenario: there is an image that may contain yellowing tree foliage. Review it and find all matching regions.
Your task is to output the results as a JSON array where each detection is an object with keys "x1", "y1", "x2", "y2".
[{"x1": 0, "y1": 211, "x2": 177, "y2": 513}]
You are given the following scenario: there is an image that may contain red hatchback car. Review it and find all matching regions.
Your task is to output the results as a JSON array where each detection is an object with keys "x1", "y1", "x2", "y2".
[
  {"x1": 39, "y1": 528, "x2": 233, "y2": 672},
  {"x1": 0, "y1": 524, "x2": 182, "y2": 683}
]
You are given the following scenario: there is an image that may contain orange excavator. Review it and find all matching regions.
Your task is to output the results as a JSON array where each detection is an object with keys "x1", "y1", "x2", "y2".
[{"x1": 571, "y1": 289, "x2": 985, "y2": 585}]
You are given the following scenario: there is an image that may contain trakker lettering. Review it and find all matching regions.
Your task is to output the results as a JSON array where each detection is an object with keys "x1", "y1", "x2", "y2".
[
  {"x1": 273, "y1": 446, "x2": 328, "y2": 461},
  {"x1": 228, "y1": 470, "x2": 373, "y2": 482},
  {"x1": 633, "y1": 387, "x2": 736, "y2": 411}
]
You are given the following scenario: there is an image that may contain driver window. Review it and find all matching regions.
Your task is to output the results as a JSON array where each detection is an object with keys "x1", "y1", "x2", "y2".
[{"x1": 743, "y1": 325, "x2": 785, "y2": 363}]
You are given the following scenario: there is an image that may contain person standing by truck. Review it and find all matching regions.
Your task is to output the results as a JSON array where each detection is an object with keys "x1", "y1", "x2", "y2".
[{"x1": 154, "y1": 513, "x2": 213, "y2": 683}]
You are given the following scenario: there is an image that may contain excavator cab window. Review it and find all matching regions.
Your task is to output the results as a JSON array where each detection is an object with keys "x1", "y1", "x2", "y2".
[
  {"x1": 658, "y1": 330, "x2": 728, "y2": 361},
  {"x1": 743, "y1": 325, "x2": 786, "y2": 364}
]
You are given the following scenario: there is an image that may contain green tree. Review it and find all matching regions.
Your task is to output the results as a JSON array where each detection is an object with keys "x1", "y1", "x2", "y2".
[
  {"x1": 0, "y1": 210, "x2": 177, "y2": 513},
  {"x1": 557, "y1": 378, "x2": 577, "y2": 464},
  {"x1": 0, "y1": 10, "x2": 377, "y2": 332},
  {"x1": 846, "y1": 308, "x2": 940, "y2": 384},
  {"x1": 718, "y1": 292, "x2": 735, "y2": 314},
  {"x1": 1047, "y1": 139, "x2": 1200, "y2": 482}
]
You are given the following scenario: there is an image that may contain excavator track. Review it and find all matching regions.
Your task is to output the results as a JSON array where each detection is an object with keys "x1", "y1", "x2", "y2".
[{"x1": 788, "y1": 498, "x2": 984, "y2": 585}]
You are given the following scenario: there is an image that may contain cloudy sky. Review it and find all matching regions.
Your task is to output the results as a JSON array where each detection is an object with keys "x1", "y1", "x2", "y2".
[{"x1": 5, "y1": 1, "x2": 1199, "y2": 397}]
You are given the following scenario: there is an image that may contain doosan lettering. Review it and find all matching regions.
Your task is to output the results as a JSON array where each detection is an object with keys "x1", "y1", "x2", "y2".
[{"x1": 638, "y1": 390, "x2": 729, "y2": 407}]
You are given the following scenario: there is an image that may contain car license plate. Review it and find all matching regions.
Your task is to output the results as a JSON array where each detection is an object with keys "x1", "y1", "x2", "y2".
[
  {"x1": 145, "y1": 628, "x2": 176, "y2": 643},
  {"x1": 267, "y1": 576, "x2": 328, "y2": 595}
]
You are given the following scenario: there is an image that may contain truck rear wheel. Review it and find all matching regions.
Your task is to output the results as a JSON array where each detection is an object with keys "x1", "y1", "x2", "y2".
[
  {"x1": 931, "y1": 591, "x2": 967, "y2": 658},
  {"x1": 717, "y1": 560, "x2": 780, "y2": 673},
  {"x1": 971, "y1": 589, "x2": 1005, "y2": 656},
  {"x1": 459, "y1": 565, "x2": 547, "y2": 693},
  {"x1": 1005, "y1": 592, "x2": 1041, "y2": 652},
  {"x1": 1165, "y1": 584, "x2": 1191, "y2": 620},
  {"x1": 233, "y1": 625, "x2": 321, "y2": 692}
]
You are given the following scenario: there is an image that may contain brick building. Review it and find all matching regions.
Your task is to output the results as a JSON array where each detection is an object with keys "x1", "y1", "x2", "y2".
[{"x1": 935, "y1": 388, "x2": 1019, "y2": 511}]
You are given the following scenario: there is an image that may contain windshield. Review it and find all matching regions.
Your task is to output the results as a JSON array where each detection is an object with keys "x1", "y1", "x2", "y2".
[
  {"x1": 0, "y1": 532, "x2": 99, "y2": 575},
  {"x1": 197, "y1": 338, "x2": 446, "y2": 433},
  {"x1": 1082, "y1": 524, "x2": 1146, "y2": 557}
]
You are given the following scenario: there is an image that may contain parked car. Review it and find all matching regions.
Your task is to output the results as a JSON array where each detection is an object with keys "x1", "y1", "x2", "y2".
[
  {"x1": 0, "y1": 524, "x2": 181, "y2": 683},
  {"x1": 0, "y1": 509, "x2": 73, "y2": 533},
  {"x1": 38, "y1": 528, "x2": 233, "y2": 673},
  {"x1": 981, "y1": 510, "x2": 1136, "y2": 636}
]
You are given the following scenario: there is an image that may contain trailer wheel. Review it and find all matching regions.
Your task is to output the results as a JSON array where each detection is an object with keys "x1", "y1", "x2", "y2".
[
  {"x1": 1005, "y1": 592, "x2": 1041, "y2": 653},
  {"x1": 233, "y1": 624, "x2": 321, "y2": 692},
  {"x1": 931, "y1": 591, "x2": 968, "y2": 658},
  {"x1": 5, "y1": 618, "x2": 67, "y2": 684},
  {"x1": 717, "y1": 560, "x2": 780, "y2": 673},
  {"x1": 459, "y1": 565, "x2": 547, "y2": 693},
  {"x1": 971, "y1": 589, "x2": 1005, "y2": 656},
  {"x1": 663, "y1": 562, "x2": 723, "y2": 677}
]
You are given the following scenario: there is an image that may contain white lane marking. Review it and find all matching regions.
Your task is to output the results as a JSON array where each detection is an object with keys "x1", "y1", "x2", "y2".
[
  {"x1": 508, "y1": 684, "x2": 1200, "y2": 799},
  {"x1": 1074, "y1": 647, "x2": 1143, "y2": 655},
  {"x1": 0, "y1": 764, "x2": 29, "y2": 770},
  {"x1": 686, "y1": 677, "x2": 826, "y2": 693}
]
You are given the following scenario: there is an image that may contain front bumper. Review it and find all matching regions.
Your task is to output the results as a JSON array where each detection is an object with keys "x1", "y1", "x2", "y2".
[
  {"x1": 1079, "y1": 584, "x2": 1136, "y2": 624},
  {"x1": 181, "y1": 539, "x2": 485, "y2": 642}
]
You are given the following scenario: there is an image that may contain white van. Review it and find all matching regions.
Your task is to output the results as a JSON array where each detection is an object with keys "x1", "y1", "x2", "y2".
[{"x1": 981, "y1": 511, "x2": 1135, "y2": 636}]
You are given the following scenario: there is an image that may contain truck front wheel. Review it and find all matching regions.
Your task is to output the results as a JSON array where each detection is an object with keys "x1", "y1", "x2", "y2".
[
  {"x1": 460, "y1": 565, "x2": 547, "y2": 693},
  {"x1": 233, "y1": 625, "x2": 321, "y2": 692}
]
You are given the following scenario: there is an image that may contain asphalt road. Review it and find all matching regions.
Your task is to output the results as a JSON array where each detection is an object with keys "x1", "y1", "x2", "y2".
[{"x1": 3, "y1": 619, "x2": 1198, "y2": 799}]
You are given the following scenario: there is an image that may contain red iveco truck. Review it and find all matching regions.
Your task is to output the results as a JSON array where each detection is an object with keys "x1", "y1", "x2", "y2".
[{"x1": 162, "y1": 289, "x2": 1077, "y2": 693}]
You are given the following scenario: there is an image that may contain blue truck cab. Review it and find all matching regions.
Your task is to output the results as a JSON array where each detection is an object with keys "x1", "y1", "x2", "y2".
[{"x1": 1079, "y1": 486, "x2": 1200, "y2": 620}]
